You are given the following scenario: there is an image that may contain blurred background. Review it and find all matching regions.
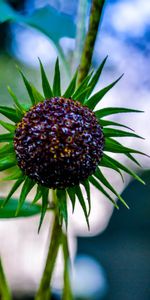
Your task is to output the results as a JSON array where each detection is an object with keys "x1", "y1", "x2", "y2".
[{"x1": 0, "y1": 0, "x2": 149, "y2": 299}]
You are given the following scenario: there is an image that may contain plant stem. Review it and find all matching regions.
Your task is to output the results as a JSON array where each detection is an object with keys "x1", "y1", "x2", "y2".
[
  {"x1": 62, "y1": 234, "x2": 73, "y2": 300},
  {"x1": 0, "y1": 258, "x2": 12, "y2": 300},
  {"x1": 73, "y1": 0, "x2": 88, "y2": 69},
  {"x1": 35, "y1": 214, "x2": 62, "y2": 300},
  {"x1": 77, "y1": 0, "x2": 106, "y2": 85}
]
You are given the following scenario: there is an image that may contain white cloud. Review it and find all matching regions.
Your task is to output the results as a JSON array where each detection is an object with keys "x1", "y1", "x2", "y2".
[{"x1": 110, "y1": 0, "x2": 150, "y2": 36}]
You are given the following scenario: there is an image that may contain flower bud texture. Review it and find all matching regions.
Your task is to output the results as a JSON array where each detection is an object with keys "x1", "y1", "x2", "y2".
[{"x1": 14, "y1": 97, "x2": 104, "y2": 189}]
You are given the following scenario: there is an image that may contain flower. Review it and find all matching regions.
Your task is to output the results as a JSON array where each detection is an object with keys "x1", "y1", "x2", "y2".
[
  {"x1": 14, "y1": 97, "x2": 104, "y2": 189},
  {"x1": 0, "y1": 57, "x2": 146, "y2": 229}
]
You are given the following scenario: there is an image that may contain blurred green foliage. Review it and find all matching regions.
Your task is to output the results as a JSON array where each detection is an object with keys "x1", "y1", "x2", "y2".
[
  {"x1": 0, "y1": 55, "x2": 41, "y2": 106},
  {"x1": 0, "y1": 197, "x2": 41, "y2": 218}
]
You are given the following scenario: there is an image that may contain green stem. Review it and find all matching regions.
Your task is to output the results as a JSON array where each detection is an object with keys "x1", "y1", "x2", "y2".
[
  {"x1": 74, "y1": 0, "x2": 88, "y2": 68},
  {"x1": 77, "y1": 0, "x2": 106, "y2": 85},
  {"x1": 0, "y1": 258, "x2": 12, "y2": 300},
  {"x1": 62, "y1": 234, "x2": 73, "y2": 300},
  {"x1": 35, "y1": 214, "x2": 62, "y2": 300}
]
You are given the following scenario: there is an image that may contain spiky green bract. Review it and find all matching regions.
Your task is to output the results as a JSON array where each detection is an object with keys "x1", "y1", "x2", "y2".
[
  {"x1": 56, "y1": 189, "x2": 68, "y2": 227},
  {"x1": 0, "y1": 57, "x2": 147, "y2": 229},
  {"x1": 38, "y1": 187, "x2": 49, "y2": 232},
  {"x1": 7, "y1": 86, "x2": 25, "y2": 115},
  {"x1": 85, "y1": 74, "x2": 124, "y2": 110},
  {"x1": 63, "y1": 70, "x2": 78, "y2": 98},
  {"x1": 38, "y1": 58, "x2": 53, "y2": 98},
  {"x1": 16, "y1": 177, "x2": 35, "y2": 215},
  {"x1": 0, "y1": 106, "x2": 20, "y2": 122},
  {"x1": 53, "y1": 58, "x2": 61, "y2": 96},
  {"x1": 0, "y1": 120, "x2": 15, "y2": 133}
]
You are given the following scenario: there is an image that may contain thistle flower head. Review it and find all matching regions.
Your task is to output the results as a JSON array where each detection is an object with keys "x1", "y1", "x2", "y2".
[
  {"x1": 14, "y1": 97, "x2": 104, "y2": 189},
  {"x1": 0, "y1": 57, "x2": 146, "y2": 229}
]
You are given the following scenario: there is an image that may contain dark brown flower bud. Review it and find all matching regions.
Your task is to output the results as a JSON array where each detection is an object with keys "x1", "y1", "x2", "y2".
[{"x1": 14, "y1": 97, "x2": 104, "y2": 189}]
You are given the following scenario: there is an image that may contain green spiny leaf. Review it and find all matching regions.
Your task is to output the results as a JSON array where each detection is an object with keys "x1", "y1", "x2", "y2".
[
  {"x1": 99, "y1": 154, "x2": 124, "y2": 181},
  {"x1": 95, "y1": 107, "x2": 143, "y2": 119},
  {"x1": 18, "y1": 68, "x2": 35, "y2": 105},
  {"x1": 7, "y1": 86, "x2": 25, "y2": 114},
  {"x1": 0, "y1": 166, "x2": 23, "y2": 181},
  {"x1": 103, "y1": 128, "x2": 144, "y2": 139},
  {"x1": 0, "y1": 143, "x2": 14, "y2": 156},
  {"x1": 72, "y1": 71, "x2": 93, "y2": 100},
  {"x1": 63, "y1": 69, "x2": 78, "y2": 98},
  {"x1": 94, "y1": 168, "x2": 129, "y2": 208},
  {"x1": 56, "y1": 189, "x2": 68, "y2": 227},
  {"x1": 0, "y1": 154, "x2": 17, "y2": 171},
  {"x1": 2, "y1": 177, "x2": 25, "y2": 207},
  {"x1": 0, "y1": 106, "x2": 20, "y2": 123},
  {"x1": 85, "y1": 75, "x2": 123, "y2": 110},
  {"x1": 73, "y1": 86, "x2": 91, "y2": 103},
  {"x1": 32, "y1": 185, "x2": 42, "y2": 204},
  {"x1": 104, "y1": 153, "x2": 145, "y2": 185},
  {"x1": 0, "y1": 133, "x2": 14, "y2": 143},
  {"x1": 105, "y1": 138, "x2": 144, "y2": 167},
  {"x1": 15, "y1": 107, "x2": 24, "y2": 120},
  {"x1": 38, "y1": 58, "x2": 53, "y2": 98},
  {"x1": 53, "y1": 58, "x2": 61, "y2": 96},
  {"x1": 0, "y1": 120, "x2": 15, "y2": 133},
  {"x1": 75, "y1": 185, "x2": 90, "y2": 229},
  {"x1": 81, "y1": 179, "x2": 91, "y2": 216},
  {"x1": 30, "y1": 83, "x2": 45, "y2": 103},
  {"x1": 89, "y1": 176, "x2": 119, "y2": 209},
  {"x1": 38, "y1": 187, "x2": 49, "y2": 232},
  {"x1": 126, "y1": 153, "x2": 141, "y2": 167},
  {"x1": 99, "y1": 119, "x2": 134, "y2": 132},
  {"x1": 16, "y1": 177, "x2": 35, "y2": 215},
  {"x1": 67, "y1": 187, "x2": 76, "y2": 212},
  {"x1": 86, "y1": 56, "x2": 108, "y2": 98},
  {"x1": 104, "y1": 137, "x2": 147, "y2": 156}
]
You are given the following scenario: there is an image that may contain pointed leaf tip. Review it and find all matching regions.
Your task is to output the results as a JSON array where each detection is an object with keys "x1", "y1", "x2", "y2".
[
  {"x1": 81, "y1": 180, "x2": 91, "y2": 216},
  {"x1": 103, "y1": 128, "x2": 144, "y2": 139},
  {"x1": 95, "y1": 107, "x2": 144, "y2": 119},
  {"x1": 75, "y1": 185, "x2": 90, "y2": 229},
  {"x1": 86, "y1": 74, "x2": 124, "y2": 110},
  {"x1": 86, "y1": 56, "x2": 108, "y2": 98},
  {"x1": 38, "y1": 187, "x2": 49, "y2": 232},
  {"x1": 89, "y1": 176, "x2": 119, "y2": 209},
  {"x1": 104, "y1": 154, "x2": 145, "y2": 185},
  {"x1": 2, "y1": 177, "x2": 25, "y2": 208},
  {"x1": 67, "y1": 187, "x2": 76, "y2": 213},
  {"x1": 16, "y1": 177, "x2": 35, "y2": 215},
  {"x1": 38, "y1": 58, "x2": 53, "y2": 98},
  {"x1": 7, "y1": 86, "x2": 25, "y2": 114},
  {"x1": 94, "y1": 168, "x2": 129, "y2": 208},
  {"x1": 100, "y1": 154, "x2": 124, "y2": 182},
  {"x1": 53, "y1": 58, "x2": 61, "y2": 96},
  {"x1": 17, "y1": 68, "x2": 35, "y2": 105}
]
